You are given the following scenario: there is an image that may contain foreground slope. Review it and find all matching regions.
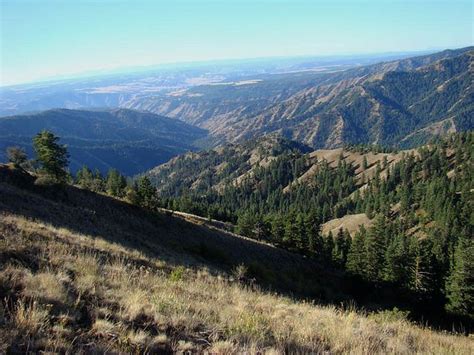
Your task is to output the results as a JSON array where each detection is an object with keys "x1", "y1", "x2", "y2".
[
  {"x1": 0, "y1": 108, "x2": 207, "y2": 175},
  {"x1": 1, "y1": 167, "x2": 472, "y2": 353}
]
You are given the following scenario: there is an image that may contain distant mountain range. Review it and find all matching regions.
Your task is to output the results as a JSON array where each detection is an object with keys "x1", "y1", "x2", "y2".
[
  {"x1": 0, "y1": 47, "x2": 472, "y2": 175},
  {"x1": 0, "y1": 108, "x2": 207, "y2": 175},
  {"x1": 134, "y1": 47, "x2": 473, "y2": 148},
  {"x1": 0, "y1": 51, "x2": 427, "y2": 117}
]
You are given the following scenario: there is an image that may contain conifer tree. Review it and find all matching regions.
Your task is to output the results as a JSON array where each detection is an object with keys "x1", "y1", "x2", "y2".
[
  {"x1": 270, "y1": 214, "x2": 285, "y2": 244},
  {"x1": 446, "y1": 234, "x2": 474, "y2": 317},
  {"x1": 106, "y1": 168, "x2": 127, "y2": 197},
  {"x1": 76, "y1": 166, "x2": 94, "y2": 190},
  {"x1": 332, "y1": 228, "x2": 347, "y2": 266},
  {"x1": 408, "y1": 237, "x2": 435, "y2": 296},
  {"x1": 136, "y1": 176, "x2": 157, "y2": 210},
  {"x1": 324, "y1": 231, "x2": 335, "y2": 261},
  {"x1": 364, "y1": 214, "x2": 387, "y2": 281},
  {"x1": 305, "y1": 211, "x2": 323, "y2": 256},
  {"x1": 33, "y1": 130, "x2": 69, "y2": 183},
  {"x1": 346, "y1": 226, "x2": 367, "y2": 276},
  {"x1": 383, "y1": 233, "x2": 410, "y2": 286},
  {"x1": 237, "y1": 211, "x2": 256, "y2": 237}
]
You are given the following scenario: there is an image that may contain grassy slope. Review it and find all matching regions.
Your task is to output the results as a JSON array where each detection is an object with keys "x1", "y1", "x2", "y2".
[{"x1": 0, "y1": 167, "x2": 472, "y2": 353}]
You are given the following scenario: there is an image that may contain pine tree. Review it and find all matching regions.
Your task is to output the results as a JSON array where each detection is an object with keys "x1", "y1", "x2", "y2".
[
  {"x1": 305, "y1": 211, "x2": 323, "y2": 256},
  {"x1": 33, "y1": 130, "x2": 69, "y2": 183},
  {"x1": 253, "y1": 216, "x2": 270, "y2": 241},
  {"x1": 346, "y1": 226, "x2": 367, "y2": 276},
  {"x1": 408, "y1": 237, "x2": 435, "y2": 296},
  {"x1": 76, "y1": 165, "x2": 94, "y2": 190},
  {"x1": 237, "y1": 211, "x2": 256, "y2": 237},
  {"x1": 364, "y1": 214, "x2": 387, "y2": 282},
  {"x1": 91, "y1": 169, "x2": 105, "y2": 192},
  {"x1": 362, "y1": 155, "x2": 368, "y2": 170},
  {"x1": 270, "y1": 214, "x2": 285, "y2": 244},
  {"x1": 283, "y1": 212, "x2": 300, "y2": 250},
  {"x1": 332, "y1": 228, "x2": 346, "y2": 266},
  {"x1": 324, "y1": 231, "x2": 335, "y2": 261},
  {"x1": 446, "y1": 234, "x2": 474, "y2": 317},
  {"x1": 106, "y1": 168, "x2": 127, "y2": 197},
  {"x1": 383, "y1": 233, "x2": 410, "y2": 286},
  {"x1": 136, "y1": 176, "x2": 157, "y2": 210}
]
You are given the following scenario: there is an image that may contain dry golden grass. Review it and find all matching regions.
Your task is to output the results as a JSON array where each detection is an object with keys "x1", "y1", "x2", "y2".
[
  {"x1": 1, "y1": 213, "x2": 473, "y2": 354},
  {"x1": 321, "y1": 213, "x2": 373, "y2": 237}
]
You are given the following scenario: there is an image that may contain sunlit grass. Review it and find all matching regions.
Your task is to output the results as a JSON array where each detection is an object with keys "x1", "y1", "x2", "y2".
[{"x1": 1, "y1": 213, "x2": 472, "y2": 354}]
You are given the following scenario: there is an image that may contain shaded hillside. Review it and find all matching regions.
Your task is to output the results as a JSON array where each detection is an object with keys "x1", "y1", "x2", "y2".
[
  {"x1": 0, "y1": 164, "x2": 342, "y2": 300},
  {"x1": 1, "y1": 167, "x2": 473, "y2": 353},
  {"x1": 0, "y1": 108, "x2": 207, "y2": 175}
]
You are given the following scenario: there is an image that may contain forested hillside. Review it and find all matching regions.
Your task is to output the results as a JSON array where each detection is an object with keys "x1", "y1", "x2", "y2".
[
  {"x1": 148, "y1": 132, "x2": 474, "y2": 321},
  {"x1": 0, "y1": 157, "x2": 473, "y2": 352},
  {"x1": 0, "y1": 108, "x2": 207, "y2": 175}
]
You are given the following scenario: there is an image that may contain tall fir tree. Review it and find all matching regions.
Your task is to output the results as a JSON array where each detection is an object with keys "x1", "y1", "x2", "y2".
[{"x1": 445, "y1": 234, "x2": 474, "y2": 317}]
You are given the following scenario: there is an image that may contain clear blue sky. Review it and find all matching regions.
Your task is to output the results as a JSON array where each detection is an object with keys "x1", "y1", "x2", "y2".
[{"x1": 1, "y1": 0, "x2": 472, "y2": 85}]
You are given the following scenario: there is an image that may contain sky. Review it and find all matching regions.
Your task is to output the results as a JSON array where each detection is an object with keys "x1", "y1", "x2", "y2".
[{"x1": 1, "y1": 0, "x2": 472, "y2": 86}]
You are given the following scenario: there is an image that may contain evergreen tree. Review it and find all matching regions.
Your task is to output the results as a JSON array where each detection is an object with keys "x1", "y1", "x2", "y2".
[
  {"x1": 383, "y1": 233, "x2": 410, "y2": 286},
  {"x1": 346, "y1": 226, "x2": 367, "y2": 276},
  {"x1": 106, "y1": 168, "x2": 127, "y2": 197},
  {"x1": 284, "y1": 212, "x2": 301, "y2": 250},
  {"x1": 270, "y1": 214, "x2": 285, "y2": 245},
  {"x1": 76, "y1": 166, "x2": 94, "y2": 190},
  {"x1": 446, "y1": 234, "x2": 474, "y2": 317},
  {"x1": 332, "y1": 228, "x2": 348, "y2": 266},
  {"x1": 362, "y1": 155, "x2": 368, "y2": 170},
  {"x1": 324, "y1": 231, "x2": 335, "y2": 261},
  {"x1": 33, "y1": 130, "x2": 69, "y2": 183},
  {"x1": 364, "y1": 215, "x2": 387, "y2": 281},
  {"x1": 136, "y1": 176, "x2": 157, "y2": 209},
  {"x1": 408, "y1": 237, "x2": 435, "y2": 296},
  {"x1": 237, "y1": 211, "x2": 256, "y2": 237},
  {"x1": 91, "y1": 169, "x2": 106, "y2": 193},
  {"x1": 305, "y1": 211, "x2": 323, "y2": 256},
  {"x1": 253, "y1": 216, "x2": 270, "y2": 241}
]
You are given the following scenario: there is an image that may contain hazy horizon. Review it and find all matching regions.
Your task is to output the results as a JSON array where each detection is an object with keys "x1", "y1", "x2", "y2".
[
  {"x1": 1, "y1": 0, "x2": 472, "y2": 86},
  {"x1": 0, "y1": 47, "x2": 452, "y2": 88}
]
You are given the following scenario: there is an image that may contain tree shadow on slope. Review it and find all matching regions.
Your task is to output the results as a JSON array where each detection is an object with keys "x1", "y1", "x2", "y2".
[{"x1": 0, "y1": 165, "x2": 471, "y2": 333}]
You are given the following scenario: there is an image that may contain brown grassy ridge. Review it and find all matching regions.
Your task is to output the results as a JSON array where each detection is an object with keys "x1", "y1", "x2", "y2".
[{"x1": 0, "y1": 167, "x2": 473, "y2": 353}]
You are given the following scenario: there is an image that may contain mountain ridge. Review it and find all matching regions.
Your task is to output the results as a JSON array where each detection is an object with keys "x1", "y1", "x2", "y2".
[{"x1": 0, "y1": 108, "x2": 207, "y2": 175}]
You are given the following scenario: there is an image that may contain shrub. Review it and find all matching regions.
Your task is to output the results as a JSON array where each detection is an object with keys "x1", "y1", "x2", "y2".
[
  {"x1": 169, "y1": 266, "x2": 186, "y2": 282},
  {"x1": 34, "y1": 174, "x2": 59, "y2": 186},
  {"x1": 370, "y1": 307, "x2": 411, "y2": 323}
]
